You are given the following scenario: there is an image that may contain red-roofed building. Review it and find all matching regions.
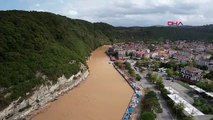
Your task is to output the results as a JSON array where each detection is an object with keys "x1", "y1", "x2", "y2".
[{"x1": 133, "y1": 51, "x2": 145, "y2": 59}]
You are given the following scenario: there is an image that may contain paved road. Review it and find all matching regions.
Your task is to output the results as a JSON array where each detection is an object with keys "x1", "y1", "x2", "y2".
[
  {"x1": 140, "y1": 76, "x2": 174, "y2": 120},
  {"x1": 127, "y1": 60, "x2": 174, "y2": 120},
  {"x1": 156, "y1": 72, "x2": 194, "y2": 104},
  {"x1": 165, "y1": 80, "x2": 194, "y2": 104}
]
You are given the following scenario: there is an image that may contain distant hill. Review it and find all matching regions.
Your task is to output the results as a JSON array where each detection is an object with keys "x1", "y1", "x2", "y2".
[
  {"x1": 112, "y1": 26, "x2": 213, "y2": 42},
  {"x1": 0, "y1": 10, "x2": 213, "y2": 110},
  {"x1": 93, "y1": 23, "x2": 213, "y2": 43}
]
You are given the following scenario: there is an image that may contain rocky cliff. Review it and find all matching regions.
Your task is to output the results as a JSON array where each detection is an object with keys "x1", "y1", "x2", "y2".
[{"x1": 0, "y1": 67, "x2": 89, "y2": 120}]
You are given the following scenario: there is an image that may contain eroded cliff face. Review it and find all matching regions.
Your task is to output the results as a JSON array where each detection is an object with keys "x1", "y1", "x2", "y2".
[{"x1": 0, "y1": 67, "x2": 89, "y2": 120}]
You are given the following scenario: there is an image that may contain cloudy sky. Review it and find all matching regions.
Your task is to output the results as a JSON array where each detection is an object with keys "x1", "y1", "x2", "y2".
[{"x1": 0, "y1": 0, "x2": 213, "y2": 26}]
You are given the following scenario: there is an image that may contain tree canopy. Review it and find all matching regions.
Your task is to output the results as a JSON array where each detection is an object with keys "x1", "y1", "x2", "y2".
[
  {"x1": 0, "y1": 10, "x2": 111, "y2": 110},
  {"x1": 141, "y1": 112, "x2": 155, "y2": 120}
]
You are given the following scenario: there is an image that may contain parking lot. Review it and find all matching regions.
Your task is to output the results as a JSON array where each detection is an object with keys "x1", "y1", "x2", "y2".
[{"x1": 157, "y1": 71, "x2": 195, "y2": 104}]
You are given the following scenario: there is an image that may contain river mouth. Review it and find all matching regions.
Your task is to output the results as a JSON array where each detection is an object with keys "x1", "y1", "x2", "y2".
[{"x1": 32, "y1": 45, "x2": 134, "y2": 120}]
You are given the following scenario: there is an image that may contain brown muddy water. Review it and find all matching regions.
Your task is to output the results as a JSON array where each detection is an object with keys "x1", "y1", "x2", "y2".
[{"x1": 32, "y1": 45, "x2": 133, "y2": 120}]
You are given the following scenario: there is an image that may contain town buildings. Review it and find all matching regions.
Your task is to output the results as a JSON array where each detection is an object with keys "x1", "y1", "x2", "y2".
[{"x1": 109, "y1": 41, "x2": 213, "y2": 81}]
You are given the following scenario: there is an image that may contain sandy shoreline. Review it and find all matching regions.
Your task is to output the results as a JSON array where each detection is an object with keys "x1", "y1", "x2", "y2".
[{"x1": 31, "y1": 45, "x2": 133, "y2": 120}]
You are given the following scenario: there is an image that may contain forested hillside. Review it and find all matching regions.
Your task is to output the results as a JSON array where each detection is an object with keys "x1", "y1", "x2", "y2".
[
  {"x1": 0, "y1": 10, "x2": 110, "y2": 109},
  {"x1": 113, "y1": 26, "x2": 213, "y2": 42},
  {"x1": 0, "y1": 10, "x2": 213, "y2": 110}
]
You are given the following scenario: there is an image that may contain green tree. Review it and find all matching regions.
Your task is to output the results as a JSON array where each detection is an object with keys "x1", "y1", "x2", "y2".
[
  {"x1": 182, "y1": 115, "x2": 194, "y2": 120},
  {"x1": 129, "y1": 70, "x2": 136, "y2": 78},
  {"x1": 176, "y1": 103, "x2": 184, "y2": 112},
  {"x1": 156, "y1": 76, "x2": 164, "y2": 89},
  {"x1": 147, "y1": 72, "x2": 152, "y2": 78},
  {"x1": 190, "y1": 59, "x2": 197, "y2": 67},
  {"x1": 141, "y1": 112, "x2": 155, "y2": 120},
  {"x1": 204, "y1": 71, "x2": 213, "y2": 80},
  {"x1": 150, "y1": 73, "x2": 158, "y2": 83},
  {"x1": 125, "y1": 61, "x2": 131, "y2": 70},
  {"x1": 174, "y1": 103, "x2": 184, "y2": 117},
  {"x1": 114, "y1": 62, "x2": 123, "y2": 69},
  {"x1": 166, "y1": 68, "x2": 174, "y2": 77},
  {"x1": 140, "y1": 67, "x2": 145, "y2": 73},
  {"x1": 143, "y1": 91, "x2": 161, "y2": 113},
  {"x1": 148, "y1": 45, "x2": 155, "y2": 52},
  {"x1": 136, "y1": 74, "x2": 141, "y2": 81},
  {"x1": 153, "y1": 61, "x2": 160, "y2": 71},
  {"x1": 161, "y1": 88, "x2": 169, "y2": 98},
  {"x1": 196, "y1": 81, "x2": 213, "y2": 92}
]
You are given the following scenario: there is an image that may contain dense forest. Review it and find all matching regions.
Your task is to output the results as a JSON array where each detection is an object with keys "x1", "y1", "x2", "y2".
[
  {"x1": 0, "y1": 10, "x2": 213, "y2": 110},
  {"x1": 0, "y1": 10, "x2": 111, "y2": 109},
  {"x1": 102, "y1": 25, "x2": 213, "y2": 43}
]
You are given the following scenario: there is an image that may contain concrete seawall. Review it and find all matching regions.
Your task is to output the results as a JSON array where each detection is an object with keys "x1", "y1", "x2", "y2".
[
  {"x1": 112, "y1": 64, "x2": 142, "y2": 120},
  {"x1": 113, "y1": 64, "x2": 135, "y2": 90}
]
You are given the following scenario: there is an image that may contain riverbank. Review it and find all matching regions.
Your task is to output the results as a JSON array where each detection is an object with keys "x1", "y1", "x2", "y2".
[
  {"x1": 31, "y1": 45, "x2": 134, "y2": 120},
  {"x1": 113, "y1": 64, "x2": 143, "y2": 120},
  {"x1": 0, "y1": 64, "x2": 89, "y2": 120}
]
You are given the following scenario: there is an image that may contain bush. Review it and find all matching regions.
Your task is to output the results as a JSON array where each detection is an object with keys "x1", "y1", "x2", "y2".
[
  {"x1": 193, "y1": 99, "x2": 213, "y2": 114},
  {"x1": 141, "y1": 112, "x2": 155, "y2": 120},
  {"x1": 136, "y1": 74, "x2": 141, "y2": 81},
  {"x1": 142, "y1": 91, "x2": 162, "y2": 113},
  {"x1": 204, "y1": 71, "x2": 213, "y2": 80},
  {"x1": 124, "y1": 61, "x2": 131, "y2": 70},
  {"x1": 196, "y1": 81, "x2": 213, "y2": 92}
]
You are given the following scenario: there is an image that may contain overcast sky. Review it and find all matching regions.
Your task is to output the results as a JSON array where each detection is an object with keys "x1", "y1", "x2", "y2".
[{"x1": 0, "y1": 0, "x2": 213, "y2": 26}]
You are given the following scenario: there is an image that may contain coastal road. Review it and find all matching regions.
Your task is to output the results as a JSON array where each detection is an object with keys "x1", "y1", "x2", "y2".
[{"x1": 140, "y1": 75, "x2": 174, "y2": 120}]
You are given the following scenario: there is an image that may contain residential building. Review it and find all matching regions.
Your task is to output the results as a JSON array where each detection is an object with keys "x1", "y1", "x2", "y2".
[
  {"x1": 181, "y1": 66, "x2": 203, "y2": 84},
  {"x1": 196, "y1": 57, "x2": 210, "y2": 66},
  {"x1": 118, "y1": 50, "x2": 128, "y2": 60},
  {"x1": 135, "y1": 51, "x2": 145, "y2": 59}
]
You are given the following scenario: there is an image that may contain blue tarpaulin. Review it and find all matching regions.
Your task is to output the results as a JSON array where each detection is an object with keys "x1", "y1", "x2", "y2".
[
  {"x1": 128, "y1": 107, "x2": 134, "y2": 113},
  {"x1": 136, "y1": 94, "x2": 140, "y2": 98},
  {"x1": 124, "y1": 113, "x2": 130, "y2": 120}
]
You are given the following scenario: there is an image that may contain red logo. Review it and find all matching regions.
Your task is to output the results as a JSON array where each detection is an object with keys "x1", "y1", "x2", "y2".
[{"x1": 168, "y1": 21, "x2": 183, "y2": 26}]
